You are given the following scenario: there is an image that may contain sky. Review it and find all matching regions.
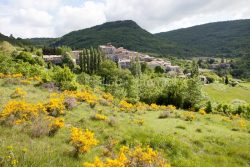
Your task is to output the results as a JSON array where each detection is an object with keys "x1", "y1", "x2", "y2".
[{"x1": 0, "y1": 0, "x2": 250, "y2": 38}]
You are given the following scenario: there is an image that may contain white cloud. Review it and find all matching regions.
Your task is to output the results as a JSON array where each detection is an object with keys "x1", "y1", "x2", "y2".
[
  {"x1": 55, "y1": 1, "x2": 106, "y2": 36},
  {"x1": 0, "y1": 0, "x2": 250, "y2": 38}
]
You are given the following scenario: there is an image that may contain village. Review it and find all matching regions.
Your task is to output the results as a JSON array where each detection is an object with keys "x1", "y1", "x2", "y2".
[{"x1": 43, "y1": 43, "x2": 181, "y2": 73}]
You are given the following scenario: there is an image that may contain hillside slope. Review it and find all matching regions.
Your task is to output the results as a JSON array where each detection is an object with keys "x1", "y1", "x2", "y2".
[
  {"x1": 155, "y1": 19, "x2": 250, "y2": 57},
  {"x1": 52, "y1": 20, "x2": 179, "y2": 55},
  {"x1": 0, "y1": 33, "x2": 30, "y2": 46}
]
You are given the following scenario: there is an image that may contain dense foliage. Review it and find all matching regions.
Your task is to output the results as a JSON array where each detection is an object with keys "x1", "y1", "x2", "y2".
[{"x1": 156, "y1": 19, "x2": 250, "y2": 57}]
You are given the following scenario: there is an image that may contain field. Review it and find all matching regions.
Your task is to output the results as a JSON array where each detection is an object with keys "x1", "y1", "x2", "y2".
[
  {"x1": 0, "y1": 79, "x2": 250, "y2": 167},
  {"x1": 202, "y1": 83, "x2": 250, "y2": 103}
]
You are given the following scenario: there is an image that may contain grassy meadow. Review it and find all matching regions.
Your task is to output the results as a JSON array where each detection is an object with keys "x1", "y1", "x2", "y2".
[
  {"x1": 0, "y1": 79, "x2": 250, "y2": 167},
  {"x1": 202, "y1": 83, "x2": 250, "y2": 103}
]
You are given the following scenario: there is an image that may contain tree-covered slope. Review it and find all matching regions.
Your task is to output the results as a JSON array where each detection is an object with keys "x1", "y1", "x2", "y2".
[
  {"x1": 0, "y1": 33, "x2": 31, "y2": 46},
  {"x1": 155, "y1": 19, "x2": 250, "y2": 57},
  {"x1": 25, "y1": 38, "x2": 58, "y2": 47},
  {"x1": 52, "y1": 20, "x2": 178, "y2": 55}
]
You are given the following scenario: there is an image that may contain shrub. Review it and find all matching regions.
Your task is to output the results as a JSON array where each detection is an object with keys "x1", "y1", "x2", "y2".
[
  {"x1": 183, "y1": 111, "x2": 196, "y2": 121},
  {"x1": 159, "y1": 111, "x2": 171, "y2": 119},
  {"x1": 70, "y1": 127, "x2": 99, "y2": 158},
  {"x1": 102, "y1": 93, "x2": 114, "y2": 102},
  {"x1": 0, "y1": 100, "x2": 46, "y2": 126},
  {"x1": 150, "y1": 103, "x2": 160, "y2": 111},
  {"x1": 108, "y1": 116, "x2": 118, "y2": 127},
  {"x1": 199, "y1": 108, "x2": 206, "y2": 115},
  {"x1": 10, "y1": 88, "x2": 27, "y2": 99},
  {"x1": 20, "y1": 79, "x2": 31, "y2": 85},
  {"x1": 61, "y1": 81, "x2": 78, "y2": 91},
  {"x1": 133, "y1": 119, "x2": 144, "y2": 126},
  {"x1": 64, "y1": 96, "x2": 77, "y2": 110},
  {"x1": 84, "y1": 145, "x2": 171, "y2": 167},
  {"x1": 91, "y1": 114, "x2": 107, "y2": 121},
  {"x1": 166, "y1": 105, "x2": 176, "y2": 111},
  {"x1": 237, "y1": 119, "x2": 246, "y2": 128},
  {"x1": 49, "y1": 117, "x2": 65, "y2": 136},
  {"x1": 45, "y1": 98, "x2": 66, "y2": 117},
  {"x1": 119, "y1": 100, "x2": 133, "y2": 112},
  {"x1": 205, "y1": 101, "x2": 213, "y2": 113},
  {"x1": 28, "y1": 116, "x2": 50, "y2": 138}
]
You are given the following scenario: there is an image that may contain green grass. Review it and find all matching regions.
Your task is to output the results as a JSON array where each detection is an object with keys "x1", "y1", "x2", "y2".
[
  {"x1": 0, "y1": 79, "x2": 250, "y2": 167},
  {"x1": 202, "y1": 83, "x2": 250, "y2": 103},
  {"x1": 239, "y1": 82, "x2": 250, "y2": 89}
]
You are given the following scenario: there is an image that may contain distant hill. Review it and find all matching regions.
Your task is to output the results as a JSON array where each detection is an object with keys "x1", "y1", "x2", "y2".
[
  {"x1": 155, "y1": 19, "x2": 250, "y2": 57},
  {"x1": 52, "y1": 20, "x2": 179, "y2": 55},
  {"x1": 25, "y1": 19, "x2": 250, "y2": 58},
  {"x1": 25, "y1": 38, "x2": 58, "y2": 47},
  {"x1": 0, "y1": 33, "x2": 31, "y2": 46}
]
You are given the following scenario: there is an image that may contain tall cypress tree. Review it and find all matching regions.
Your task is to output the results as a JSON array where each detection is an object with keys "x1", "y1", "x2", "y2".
[
  {"x1": 83, "y1": 48, "x2": 87, "y2": 73},
  {"x1": 97, "y1": 49, "x2": 102, "y2": 71},
  {"x1": 79, "y1": 52, "x2": 83, "y2": 72},
  {"x1": 87, "y1": 49, "x2": 91, "y2": 74}
]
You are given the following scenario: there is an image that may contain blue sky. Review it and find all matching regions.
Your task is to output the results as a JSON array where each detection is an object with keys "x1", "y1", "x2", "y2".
[{"x1": 0, "y1": 0, "x2": 249, "y2": 38}]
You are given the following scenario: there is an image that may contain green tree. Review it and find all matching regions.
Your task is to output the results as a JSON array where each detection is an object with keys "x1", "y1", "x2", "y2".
[
  {"x1": 154, "y1": 66, "x2": 164, "y2": 74},
  {"x1": 62, "y1": 52, "x2": 75, "y2": 70},
  {"x1": 98, "y1": 60, "x2": 118, "y2": 84},
  {"x1": 190, "y1": 60, "x2": 199, "y2": 78},
  {"x1": 184, "y1": 77, "x2": 203, "y2": 109},
  {"x1": 52, "y1": 66, "x2": 75, "y2": 85}
]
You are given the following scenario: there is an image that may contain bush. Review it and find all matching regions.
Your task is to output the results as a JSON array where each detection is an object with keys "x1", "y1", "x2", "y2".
[
  {"x1": 90, "y1": 113, "x2": 107, "y2": 121},
  {"x1": 45, "y1": 98, "x2": 66, "y2": 117},
  {"x1": 205, "y1": 101, "x2": 213, "y2": 113},
  {"x1": 159, "y1": 111, "x2": 171, "y2": 119},
  {"x1": 70, "y1": 127, "x2": 99, "y2": 158},
  {"x1": 84, "y1": 145, "x2": 171, "y2": 167},
  {"x1": 64, "y1": 96, "x2": 77, "y2": 110},
  {"x1": 28, "y1": 116, "x2": 50, "y2": 138},
  {"x1": 108, "y1": 116, "x2": 118, "y2": 127},
  {"x1": 61, "y1": 81, "x2": 78, "y2": 91},
  {"x1": 52, "y1": 66, "x2": 75, "y2": 85}
]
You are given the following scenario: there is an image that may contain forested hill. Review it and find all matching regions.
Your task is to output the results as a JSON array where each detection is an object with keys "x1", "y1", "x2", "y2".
[
  {"x1": 51, "y1": 20, "x2": 179, "y2": 55},
  {"x1": 0, "y1": 33, "x2": 30, "y2": 46},
  {"x1": 25, "y1": 19, "x2": 250, "y2": 58},
  {"x1": 155, "y1": 19, "x2": 250, "y2": 57}
]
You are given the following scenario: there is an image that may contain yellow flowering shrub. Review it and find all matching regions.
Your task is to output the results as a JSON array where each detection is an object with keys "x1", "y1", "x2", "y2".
[
  {"x1": 238, "y1": 119, "x2": 246, "y2": 128},
  {"x1": 135, "y1": 102, "x2": 149, "y2": 111},
  {"x1": 119, "y1": 100, "x2": 133, "y2": 112},
  {"x1": 27, "y1": 76, "x2": 41, "y2": 82},
  {"x1": 133, "y1": 118, "x2": 144, "y2": 126},
  {"x1": 166, "y1": 105, "x2": 176, "y2": 111},
  {"x1": 11, "y1": 73, "x2": 23, "y2": 78},
  {"x1": 91, "y1": 114, "x2": 107, "y2": 121},
  {"x1": 0, "y1": 100, "x2": 46, "y2": 125},
  {"x1": 45, "y1": 97, "x2": 66, "y2": 117},
  {"x1": 70, "y1": 127, "x2": 99, "y2": 157},
  {"x1": 20, "y1": 79, "x2": 31, "y2": 85},
  {"x1": 150, "y1": 103, "x2": 160, "y2": 111},
  {"x1": 0, "y1": 73, "x2": 23, "y2": 79},
  {"x1": 102, "y1": 93, "x2": 114, "y2": 102},
  {"x1": 63, "y1": 90, "x2": 98, "y2": 106},
  {"x1": 183, "y1": 111, "x2": 196, "y2": 121},
  {"x1": 222, "y1": 116, "x2": 231, "y2": 122},
  {"x1": 199, "y1": 108, "x2": 206, "y2": 115},
  {"x1": 84, "y1": 146, "x2": 171, "y2": 167},
  {"x1": 10, "y1": 88, "x2": 27, "y2": 98},
  {"x1": 49, "y1": 117, "x2": 65, "y2": 135}
]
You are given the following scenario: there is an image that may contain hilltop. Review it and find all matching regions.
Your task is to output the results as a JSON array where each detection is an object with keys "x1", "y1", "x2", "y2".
[
  {"x1": 156, "y1": 19, "x2": 250, "y2": 57},
  {"x1": 25, "y1": 19, "x2": 250, "y2": 58},
  {"x1": 52, "y1": 20, "x2": 178, "y2": 55}
]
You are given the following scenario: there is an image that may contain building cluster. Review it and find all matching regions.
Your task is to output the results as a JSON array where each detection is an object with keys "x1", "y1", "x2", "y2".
[
  {"x1": 42, "y1": 44, "x2": 181, "y2": 74},
  {"x1": 99, "y1": 44, "x2": 181, "y2": 73}
]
